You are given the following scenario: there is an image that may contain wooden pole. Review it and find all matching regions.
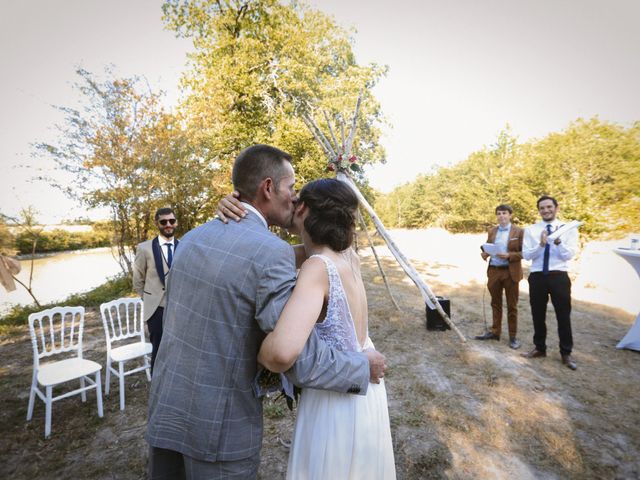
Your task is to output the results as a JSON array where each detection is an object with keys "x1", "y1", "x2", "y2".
[
  {"x1": 338, "y1": 173, "x2": 467, "y2": 342},
  {"x1": 323, "y1": 110, "x2": 340, "y2": 153},
  {"x1": 343, "y1": 94, "x2": 361, "y2": 157},
  {"x1": 357, "y1": 210, "x2": 401, "y2": 311},
  {"x1": 302, "y1": 116, "x2": 334, "y2": 158}
]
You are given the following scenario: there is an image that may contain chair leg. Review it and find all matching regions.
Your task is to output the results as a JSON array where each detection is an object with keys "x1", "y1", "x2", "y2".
[
  {"x1": 27, "y1": 372, "x2": 37, "y2": 421},
  {"x1": 80, "y1": 378, "x2": 87, "y2": 402},
  {"x1": 95, "y1": 371, "x2": 104, "y2": 418},
  {"x1": 145, "y1": 356, "x2": 151, "y2": 382},
  {"x1": 118, "y1": 362, "x2": 125, "y2": 411},
  {"x1": 105, "y1": 359, "x2": 111, "y2": 395},
  {"x1": 45, "y1": 386, "x2": 52, "y2": 438}
]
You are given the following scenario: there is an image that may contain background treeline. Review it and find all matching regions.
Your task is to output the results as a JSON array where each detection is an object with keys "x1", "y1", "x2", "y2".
[
  {"x1": 0, "y1": 212, "x2": 112, "y2": 256},
  {"x1": 13, "y1": 223, "x2": 112, "y2": 255},
  {"x1": 375, "y1": 119, "x2": 640, "y2": 239}
]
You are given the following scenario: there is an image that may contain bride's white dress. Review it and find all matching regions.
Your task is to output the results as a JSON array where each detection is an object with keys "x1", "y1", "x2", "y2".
[{"x1": 286, "y1": 254, "x2": 396, "y2": 480}]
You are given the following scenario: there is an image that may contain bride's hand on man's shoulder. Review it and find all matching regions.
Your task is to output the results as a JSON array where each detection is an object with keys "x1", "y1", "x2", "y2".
[
  {"x1": 364, "y1": 348, "x2": 387, "y2": 384},
  {"x1": 217, "y1": 190, "x2": 246, "y2": 223}
]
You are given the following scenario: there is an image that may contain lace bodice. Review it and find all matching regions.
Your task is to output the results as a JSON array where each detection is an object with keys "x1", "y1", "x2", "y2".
[{"x1": 311, "y1": 254, "x2": 362, "y2": 353}]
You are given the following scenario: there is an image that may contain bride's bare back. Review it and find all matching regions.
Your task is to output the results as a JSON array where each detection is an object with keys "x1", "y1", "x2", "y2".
[{"x1": 317, "y1": 248, "x2": 368, "y2": 347}]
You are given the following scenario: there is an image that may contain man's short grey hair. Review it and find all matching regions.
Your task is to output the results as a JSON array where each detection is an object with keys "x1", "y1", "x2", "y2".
[{"x1": 232, "y1": 145, "x2": 292, "y2": 201}]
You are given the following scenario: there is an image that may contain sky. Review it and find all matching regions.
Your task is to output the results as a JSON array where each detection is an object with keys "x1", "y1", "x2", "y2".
[{"x1": 1, "y1": 0, "x2": 639, "y2": 224}]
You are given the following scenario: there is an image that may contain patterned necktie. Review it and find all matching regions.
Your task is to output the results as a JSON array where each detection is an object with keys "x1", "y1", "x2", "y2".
[
  {"x1": 542, "y1": 224, "x2": 552, "y2": 275},
  {"x1": 166, "y1": 243, "x2": 173, "y2": 268}
]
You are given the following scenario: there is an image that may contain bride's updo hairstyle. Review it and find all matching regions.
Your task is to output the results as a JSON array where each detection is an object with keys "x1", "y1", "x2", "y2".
[{"x1": 298, "y1": 178, "x2": 358, "y2": 252}]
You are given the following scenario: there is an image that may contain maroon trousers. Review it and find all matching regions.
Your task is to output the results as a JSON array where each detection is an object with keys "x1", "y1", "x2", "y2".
[{"x1": 487, "y1": 266, "x2": 519, "y2": 339}]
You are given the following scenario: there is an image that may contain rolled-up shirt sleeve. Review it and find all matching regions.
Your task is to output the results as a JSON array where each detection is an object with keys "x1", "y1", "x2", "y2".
[
  {"x1": 523, "y1": 226, "x2": 543, "y2": 261},
  {"x1": 557, "y1": 227, "x2": 578, "y2": 261}
]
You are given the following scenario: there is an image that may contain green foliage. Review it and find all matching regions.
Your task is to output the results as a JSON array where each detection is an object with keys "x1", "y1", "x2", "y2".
[
  {"x1": 36, "y1": 68, "x2": 227, "y2": 274},
  {"x1": 0, "y1": 217, "x2": 15, "y2": 255},
  {"x1": 0, "y1": 275, "x2": 133, "y2": 332},
  {"x1": 377, "y1": 119, "x2": 640, "y2": 239},
  {"x1": 163, "y1": 0, "x2": 387, "y2": 190},
  {"x1": 14, "y1": 227, "x2": 112, "y2": 254}
]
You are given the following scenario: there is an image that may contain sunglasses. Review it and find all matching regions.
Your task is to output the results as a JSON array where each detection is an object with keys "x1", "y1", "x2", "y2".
[{"x1": 159, "y1": 219, "x2": 177, "y2": 226}]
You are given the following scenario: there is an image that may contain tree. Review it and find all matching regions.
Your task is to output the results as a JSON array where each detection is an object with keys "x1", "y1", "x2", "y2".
[
  {"x1": 5, "y1": 208, "x2": 43, "y2": 306},
  {"x1": 37, "y1": 68, "x2": 226, "y2": 274},
  {"x1": 163, "y1": 0, "x2": 387, "y2": 187},
  {"x1": 0, "y1": 214, "x2": 15, "y2": 256}
]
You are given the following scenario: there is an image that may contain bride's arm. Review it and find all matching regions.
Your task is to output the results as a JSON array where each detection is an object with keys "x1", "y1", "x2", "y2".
[{"x1": 258, "y1": 257, "x2": 327, "y2": 372}]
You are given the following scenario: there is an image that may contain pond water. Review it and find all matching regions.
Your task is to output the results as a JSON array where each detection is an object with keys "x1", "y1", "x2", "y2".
[{"x1": 0, "y1": 247, "x2": 125, "y2": 315}]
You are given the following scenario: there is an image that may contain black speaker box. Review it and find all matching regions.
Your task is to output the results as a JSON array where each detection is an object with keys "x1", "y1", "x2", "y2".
[{"x1": 426, "y1": 296, "x2": 451, "y2": 331}]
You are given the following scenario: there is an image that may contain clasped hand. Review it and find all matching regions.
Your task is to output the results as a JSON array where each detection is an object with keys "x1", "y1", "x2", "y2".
[
  {"x1": 540, "y1": 230, "x2": 561, "y2": 247},
  {"x1": 365, "y1": 348, "x2": 387, "y2": 384}
]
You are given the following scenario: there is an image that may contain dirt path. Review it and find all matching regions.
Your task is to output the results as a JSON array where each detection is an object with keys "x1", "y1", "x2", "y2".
[{"x1": 1, "y1": 230, "x2": 639, "y2": 479}]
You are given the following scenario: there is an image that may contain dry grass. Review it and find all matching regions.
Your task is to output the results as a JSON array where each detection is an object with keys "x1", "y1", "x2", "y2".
[
  {"x1": 363, "y1": 254, "x2": 640, "y2": 479},
  {"x1": 1, "y1": 242, "x2": 639, "y2": 479}
]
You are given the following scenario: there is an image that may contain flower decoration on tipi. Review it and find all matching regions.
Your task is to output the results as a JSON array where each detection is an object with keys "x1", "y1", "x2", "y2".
[{"x1": 302, "y1": 96, "x2": 364, "y2": 176}]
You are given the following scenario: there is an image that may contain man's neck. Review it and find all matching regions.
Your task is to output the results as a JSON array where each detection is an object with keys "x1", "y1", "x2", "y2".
[
  {"x1": 498, "y1": 222, "x2": 511, "y2": 229},
  {"x1": 158, "y1": 234, "x2": 174, "y2": 242},
  {"x1": 241, "y1": 201, "x2": 269, "y2": 227}
]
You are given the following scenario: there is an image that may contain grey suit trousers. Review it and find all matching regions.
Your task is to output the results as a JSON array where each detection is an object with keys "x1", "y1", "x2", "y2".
[{"x1": 149, "y1": 446, "x2": 260, "y2": 480}]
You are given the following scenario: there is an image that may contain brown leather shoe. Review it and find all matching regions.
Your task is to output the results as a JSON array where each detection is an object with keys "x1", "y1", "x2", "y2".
[
  {"x1": 561, "y1": 354, "x2": 577, "y2": 370},
  {"x1": 521, "y1": 348, "x2": 546, "y2": 358}
]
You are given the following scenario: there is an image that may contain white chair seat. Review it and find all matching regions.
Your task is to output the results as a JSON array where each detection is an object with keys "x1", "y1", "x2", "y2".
[
  {"x1": 110, "y1": 341, "x2": 152, "y2": 362},
  {"x1": 38, "y1": 358, "x2": 102, "y2": 386}
]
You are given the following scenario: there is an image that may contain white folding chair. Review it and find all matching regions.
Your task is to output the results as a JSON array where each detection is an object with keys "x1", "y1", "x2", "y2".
[
  {"x1": 27, "y1": 306, "x2": 103, "y2": 438},
  {"x1": 100, "y1": 297, "x2": 151, "y2": 410}
]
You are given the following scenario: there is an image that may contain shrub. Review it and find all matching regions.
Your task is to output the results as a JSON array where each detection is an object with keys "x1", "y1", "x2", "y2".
[{"x1": 0, "y1": 275, "x2": 133, "y2": 333}]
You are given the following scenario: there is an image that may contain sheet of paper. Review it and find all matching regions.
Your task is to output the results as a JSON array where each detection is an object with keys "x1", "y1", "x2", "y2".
[
  {"x1": 482, "y1": 243, "x2": 501, "y2": 256},
  {"x1": 548, "y1": 220, "x2": 583, "y2": 241}
]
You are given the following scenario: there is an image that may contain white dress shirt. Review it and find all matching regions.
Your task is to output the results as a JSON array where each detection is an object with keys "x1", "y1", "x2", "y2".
[
  {"x1": 158, "y1": 236, "x2": 175, "y2": 267},
  {"x1": 523, "y1": 219, "x2": 578, "y2": 272},
  {"x1": 241, "y1": 202, "x2": 268, "y2": 229},
  {"x1": 489, "y1": 224, "x2": 511, "y2": 267}
]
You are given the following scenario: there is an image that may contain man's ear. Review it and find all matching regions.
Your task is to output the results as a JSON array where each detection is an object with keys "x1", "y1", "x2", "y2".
[
  {"x1": 295, "y1": 202, "x2": 306, "y2": 215},
  {"x1": 263, "y1": 178, "x2": 274, "y2": 199},
  {"x1": 257, "y1": 177, "x2": 274, "y2": 200}
]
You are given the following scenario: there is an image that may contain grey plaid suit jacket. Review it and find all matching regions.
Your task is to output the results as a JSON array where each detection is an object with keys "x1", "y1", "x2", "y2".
[{"x1": 146, "y1": 212, "x2": 370, "y2": 462}]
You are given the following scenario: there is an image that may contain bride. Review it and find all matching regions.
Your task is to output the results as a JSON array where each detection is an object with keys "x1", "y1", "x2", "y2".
[{"x1": 258, "y1": 178, "x2": 396, "y2": 479}]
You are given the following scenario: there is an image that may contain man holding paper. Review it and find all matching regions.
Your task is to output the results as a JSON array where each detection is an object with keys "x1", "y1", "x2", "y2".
[
  {"x1": 521, "y1": 195, "x2": 579, "y2": 370},
  {"x1": 476, "y1": 204, "x2": 524, "y2": 349}
]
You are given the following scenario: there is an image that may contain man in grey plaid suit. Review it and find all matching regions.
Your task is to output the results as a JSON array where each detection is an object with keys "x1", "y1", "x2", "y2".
[{"x1": 146, "y1": 145, "x2": 387, "y2": 479}]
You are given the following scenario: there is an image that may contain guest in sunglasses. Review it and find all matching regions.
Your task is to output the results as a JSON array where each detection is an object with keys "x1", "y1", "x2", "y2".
[{"x1": 133, "y1": 207, "x2": 179, "y2": 374}]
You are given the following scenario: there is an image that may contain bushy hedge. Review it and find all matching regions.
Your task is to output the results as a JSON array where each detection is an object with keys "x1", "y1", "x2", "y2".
[
  {"x1": 0, "y1": 274, "x2": 133, "y2": 333},
  {"x1": 15, "y1": 227, "x2": 112, "y2": 254}
]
